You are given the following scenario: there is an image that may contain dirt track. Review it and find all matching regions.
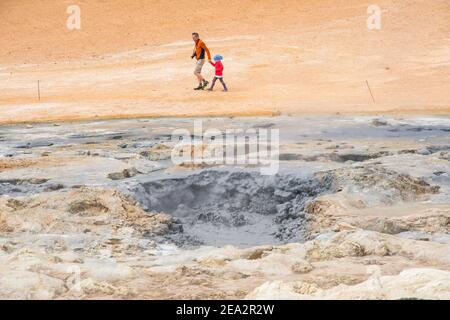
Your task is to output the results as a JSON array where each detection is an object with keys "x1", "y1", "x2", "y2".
[{"x1": 1, "y1": 0, "x2": 449, "y2": 123}]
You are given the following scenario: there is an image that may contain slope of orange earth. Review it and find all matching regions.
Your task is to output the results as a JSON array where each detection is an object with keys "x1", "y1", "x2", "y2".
[{"x1": 0, "y1": 0, "x2": 449, "y2": 124}]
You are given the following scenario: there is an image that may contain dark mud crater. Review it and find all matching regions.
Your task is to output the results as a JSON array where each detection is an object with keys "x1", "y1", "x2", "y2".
[{"x1": 132, "y1": 170, "x2": 333, "y2": 247}]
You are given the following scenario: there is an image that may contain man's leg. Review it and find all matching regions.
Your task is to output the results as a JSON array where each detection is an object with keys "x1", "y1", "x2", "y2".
[
  {"x1": 195, "y1": 73, "x2": 209, "y2": 89},
  {"x1": 195, "y1": 72, "x2": 204, "y2": 83},
  {"x1": 201, "y1": 75, "x2": 209, "y2": 89},
  {"x1": 194, "y1": 71, "x2": 203, "y2": 89},
  {"x1": 194, "y1": 59, "x2": 207, "y2": 90},
  {"x1": 219, "y1": 78, "x2": 228, "y2": 91}
]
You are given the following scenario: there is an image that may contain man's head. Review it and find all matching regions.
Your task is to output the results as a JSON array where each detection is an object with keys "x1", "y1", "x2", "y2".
[{"x1": 192, "y1": 32, "x2": 199, "y2": 42}]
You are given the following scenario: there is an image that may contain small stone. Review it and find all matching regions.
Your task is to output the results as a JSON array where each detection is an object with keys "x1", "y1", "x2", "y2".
[
  {"x1": 107, "y1": 167, "x2": 138, "y2": 180},
  {"x1": 291, "y1": 260, "x2": 314, "y2": 273},
  {"x1": 274, "y1": 189, "x2": 293, "y2": 198},
  {"x1": 45, "y1": 183, "x2": 64, "y2": 191},
  {"x1": 371, "y1": 119, "x2": 388, "y2": 126}
]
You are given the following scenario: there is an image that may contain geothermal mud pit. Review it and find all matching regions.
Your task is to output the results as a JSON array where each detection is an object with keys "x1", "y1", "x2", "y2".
[
  {"x1": 133, "y1": 170, "x2": 333, "y2": 247},
  {"x1": 0, "y1": 116, "x2": 449, "y2": 299}
]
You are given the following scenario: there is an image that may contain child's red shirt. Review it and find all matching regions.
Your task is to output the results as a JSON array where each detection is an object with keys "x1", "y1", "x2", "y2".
[{"x1": 210, "y1": 60, "x2": 224, "y2": 77}]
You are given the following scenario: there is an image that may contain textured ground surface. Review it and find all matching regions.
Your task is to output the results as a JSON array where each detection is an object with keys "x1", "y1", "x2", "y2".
[
  {"x1": 1, "y1": 0, "x2": 449, "y2": 124},
  {"x1": 0, "y1": 116, "x2": 449, "y2": 299}
]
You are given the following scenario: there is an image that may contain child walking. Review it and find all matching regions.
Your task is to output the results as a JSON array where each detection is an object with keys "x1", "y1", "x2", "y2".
[{"x1": 207, "y1": 55, "x2": 228, "y2": 92}]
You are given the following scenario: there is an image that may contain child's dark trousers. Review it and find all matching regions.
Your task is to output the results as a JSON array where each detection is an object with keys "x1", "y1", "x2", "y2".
[{"x1": 210, "y1": 77, "x2": 228, "y2": 91}]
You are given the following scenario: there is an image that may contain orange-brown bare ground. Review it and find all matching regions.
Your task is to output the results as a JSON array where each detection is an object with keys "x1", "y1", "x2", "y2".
[{"x1": 0, "y1": 0, "x2": 449, "y2": 124}]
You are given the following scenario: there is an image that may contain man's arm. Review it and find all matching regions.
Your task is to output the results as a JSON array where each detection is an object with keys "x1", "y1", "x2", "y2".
[
  {"x1": 201, "y1": 42, "x2": 212, "y2": 61},
  {"x1": 191, "y1": 44, "x2": 196, "y2": 59}
]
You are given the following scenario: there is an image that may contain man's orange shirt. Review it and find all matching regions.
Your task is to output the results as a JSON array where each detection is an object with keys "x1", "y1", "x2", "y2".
[{"x1": 194, "y1": 39, "x2": 211, "y2": 60}]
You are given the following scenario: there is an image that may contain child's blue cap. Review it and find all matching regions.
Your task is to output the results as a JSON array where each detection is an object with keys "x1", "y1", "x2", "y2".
[{"x1": 213, "y1": 55, "x2": 223, "y2": 61}]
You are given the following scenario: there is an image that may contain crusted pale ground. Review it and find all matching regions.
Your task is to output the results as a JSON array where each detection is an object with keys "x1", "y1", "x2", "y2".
[
  {"x1": 0, "y1": 116, "x2": 449, "y2": 299},
  {"x1": 0, "y1": 188, "x2": 449, "y2": 299},
  {"x1": 1, "y1": 0, "x2": 450, "y2": 124}
]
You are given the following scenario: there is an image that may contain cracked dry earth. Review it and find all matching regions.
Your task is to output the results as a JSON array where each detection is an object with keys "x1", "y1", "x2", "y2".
[{"x1": 0, "y1": 116, "x2": 449, "y2": 299}]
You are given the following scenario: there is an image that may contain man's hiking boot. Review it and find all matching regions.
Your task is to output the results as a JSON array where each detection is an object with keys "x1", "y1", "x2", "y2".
[
  {"x1": 194, "y1": 84, "x2": 203, "y2": 90},
  {"x1": 202, "y1": 80, "x2": 209, "y2": 89}
]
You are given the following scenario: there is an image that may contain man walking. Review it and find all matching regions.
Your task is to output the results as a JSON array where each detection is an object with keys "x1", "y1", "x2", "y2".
[{"x1": 191, "y1": 32, "x2": 212, "y2": 90}]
